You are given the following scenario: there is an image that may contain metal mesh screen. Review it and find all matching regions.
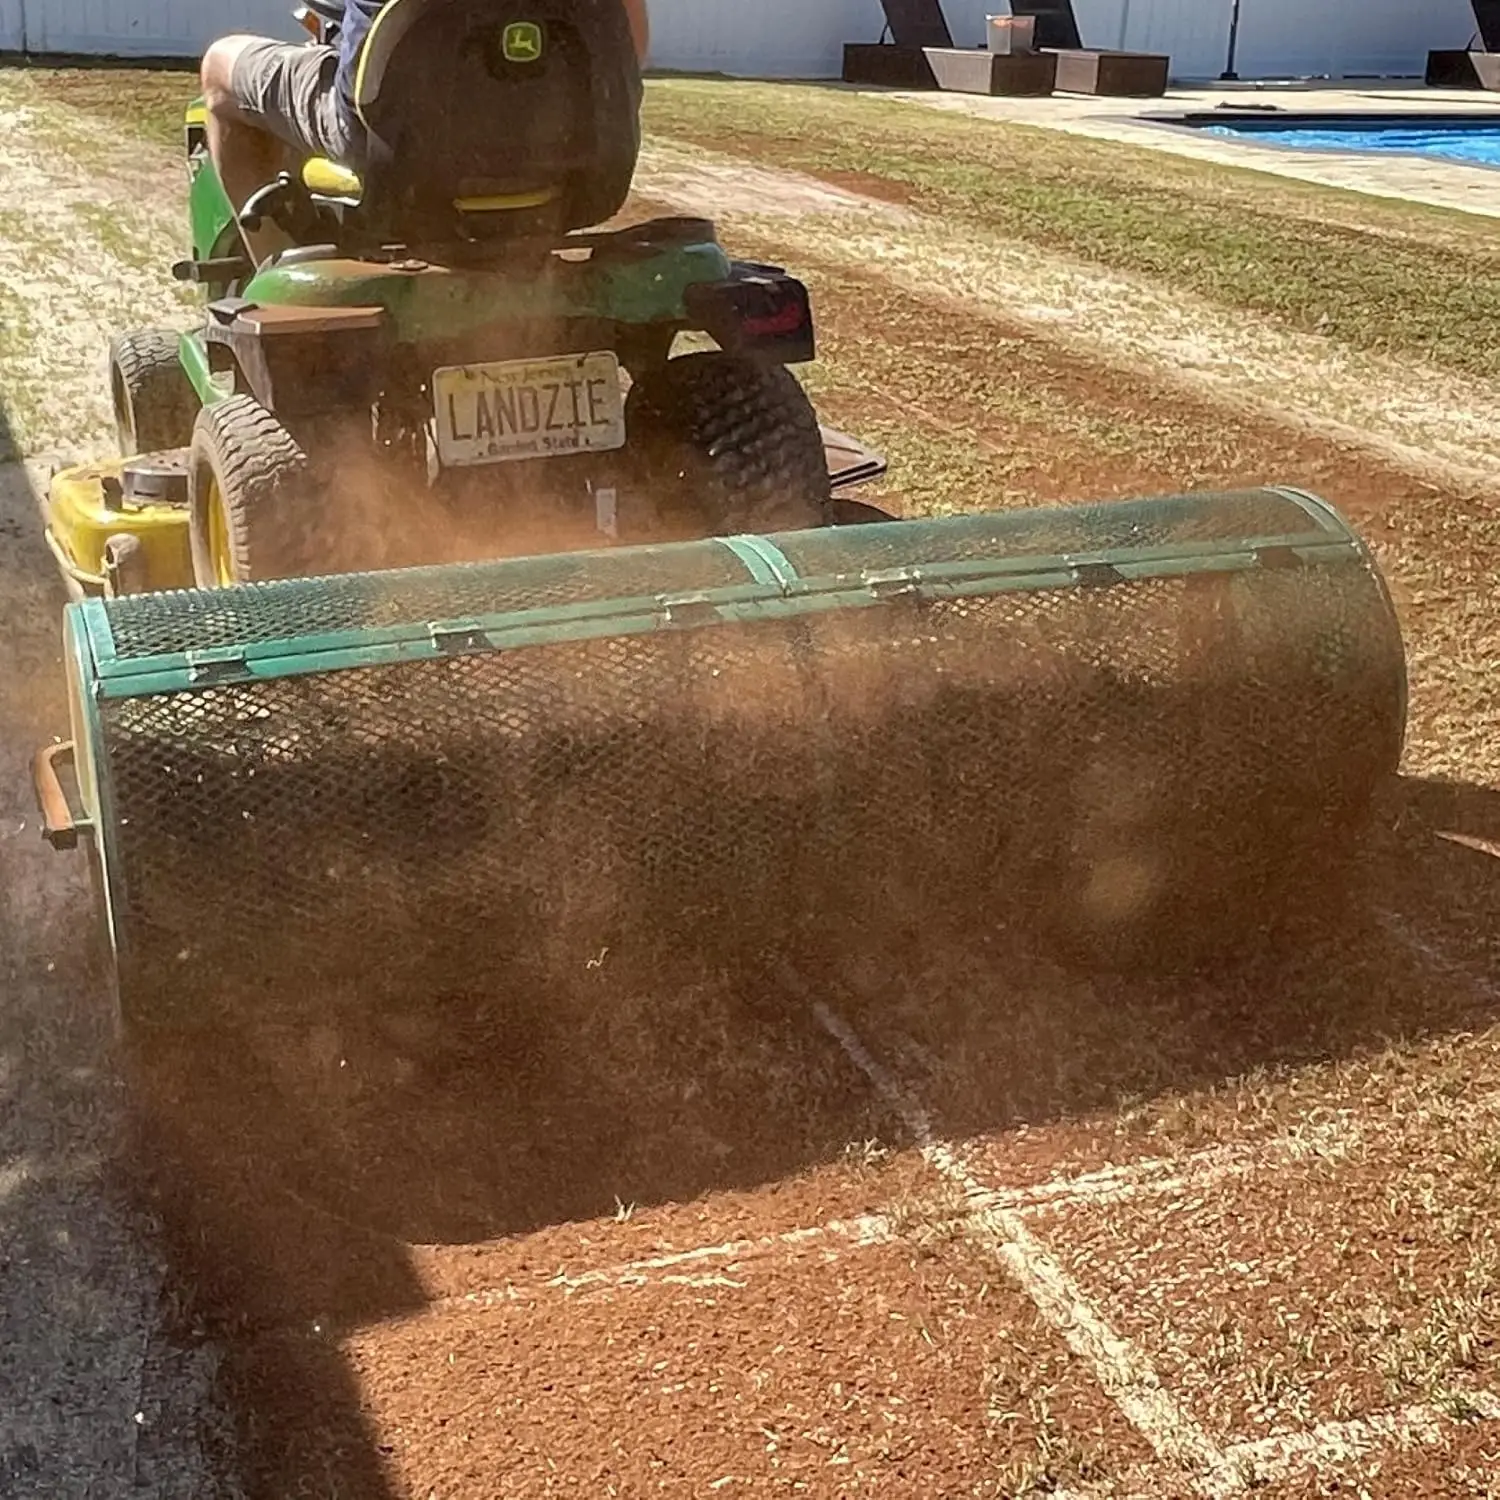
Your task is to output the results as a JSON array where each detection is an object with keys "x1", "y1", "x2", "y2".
[
  {"x1": 91, "y1": 509, "x2": 1405, "y2": 1025},
  {"x1": 773, "y1": 490, "x2": 1327, "y2": 575},
  {"x1": 102, "y1": 544, "x2": 752, "y2": 660},
  {"x1": 98, "y1": 489, "x2": 1329, "y2": 661}
]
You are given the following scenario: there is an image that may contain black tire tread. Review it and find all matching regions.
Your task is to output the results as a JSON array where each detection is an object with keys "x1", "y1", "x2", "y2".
[
  {"x1": 110, "y1": 328, "x2": 197, "y2": 455},
  {"x1": 189, "y1": 396, "x2": 320, "y2": 585},
  {"x1": 626, "y1": 351, "x2": 831, "y2": 537}
]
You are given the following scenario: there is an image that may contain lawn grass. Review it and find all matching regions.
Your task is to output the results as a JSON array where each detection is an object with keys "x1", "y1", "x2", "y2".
[
  {"x1": 27, "y1": 65, "x2": 190, "y2": 152},
  {"x1": 40, "y1": 65, "x2": 1500, "y2": 387},
  {"x1": 643, "y1": 79, "x2": 1500, "y2": 383}
]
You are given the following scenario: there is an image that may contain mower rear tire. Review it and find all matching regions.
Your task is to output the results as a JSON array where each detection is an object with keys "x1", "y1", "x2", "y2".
[
  {"x1": 110, "y1": 329, "x2": 197, "y2": 456},
  {"x1": 188, "y1": 396, "x2": 320, "y2": 587},
  {"x1": 624, "y1": 352, "x2": 832, "y2": 539}
]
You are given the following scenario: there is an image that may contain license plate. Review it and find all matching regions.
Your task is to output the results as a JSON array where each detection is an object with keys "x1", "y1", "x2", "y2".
[{"x1": 432, "y1": 352, "x2": 625, "y2": 467}]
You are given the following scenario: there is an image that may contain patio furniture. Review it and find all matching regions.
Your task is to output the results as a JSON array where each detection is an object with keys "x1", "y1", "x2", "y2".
[
  {"x1": 842, "y1": 0, "x2": 946, "y2": 87},
  {"x1": 1048, "y1": 48, "x2": 1169, "y2": 97},
  {"x1": 986, "y1": 16, "x2": 1037, "y2": 54},
  {"x1": 1427, "y1": 0, "x2": 1500, "y2": 91},
  {"x1": 1010, "y1": 2, "x2": 1168, "y2": 98},
  {"x1": 923, "y1": 45, "x2": 1058, "y2": 95}
]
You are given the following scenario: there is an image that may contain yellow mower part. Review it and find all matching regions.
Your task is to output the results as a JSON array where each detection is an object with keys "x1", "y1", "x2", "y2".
[
  {"x1": 301, "y1": 155, "x2": 559, "y2": 216},
  {"x1": 46, "y1": 461, "x2": 192, "y2": 597},
  {"x1": 455, "y1": 187, "x2": 562, "y2": 212},
  {"x1": 303, "y1": 156, "x2": 363, "y2": 199}
]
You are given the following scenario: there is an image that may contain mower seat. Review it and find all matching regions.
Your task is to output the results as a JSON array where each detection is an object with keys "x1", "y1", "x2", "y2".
[{"x1": 329, "y1": 0, "x2": 643, "y2": 244}]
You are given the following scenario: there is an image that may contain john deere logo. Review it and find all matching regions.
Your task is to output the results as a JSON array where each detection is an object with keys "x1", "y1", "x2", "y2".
[{"x1": 502, "y1": 21, "x2": 543, "y2": 62}]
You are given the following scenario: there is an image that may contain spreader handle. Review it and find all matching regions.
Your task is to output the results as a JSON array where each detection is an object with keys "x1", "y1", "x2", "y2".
[{"x1": 32, "y1": 742, "x2": 91, "y2": 852}]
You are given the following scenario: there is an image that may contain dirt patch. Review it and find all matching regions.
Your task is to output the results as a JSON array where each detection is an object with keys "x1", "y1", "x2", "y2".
[
  {"x1": 1039, "y1": 1143, "x2": 1500, "y2": 1440},
  {"x1": 636, "y1": 142, "x2": 913, "y2": 222},
  {"x1": 1267, "y1": 1415, "x2": 1500, "y2": 1498},
  {"x1": 338, "y1": 1235, "x2": 1153, "y2": 1498}
]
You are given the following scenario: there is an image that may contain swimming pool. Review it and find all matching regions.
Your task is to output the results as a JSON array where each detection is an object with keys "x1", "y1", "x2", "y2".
[{"x1": 1181, "y1": 114, "x2": 1500, "y2": 169}]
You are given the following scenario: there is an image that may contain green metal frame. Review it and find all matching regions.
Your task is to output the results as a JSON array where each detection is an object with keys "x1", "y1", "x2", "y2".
[
  {"x1": 69, "y1": 487, "x2": 1381, "y2": 703},
  {"x1": 240, "y1": 239, "x2": 734, "y2": 340}
]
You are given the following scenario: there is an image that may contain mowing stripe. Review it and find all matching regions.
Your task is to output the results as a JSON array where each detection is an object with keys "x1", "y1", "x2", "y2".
[
  {"x1": 1213, "y1": 1392, "x2": 1500, "y2": 1487},
  {"x1": 796, "y1": 975, "x2": 1235, "y2": 1496},
  {"x1": 423, "y1": 1215, "x2": 896, "y2": 1313},
  {"x1": 973, "y1": 1120, "x2": 1356, "y2": 1215}
]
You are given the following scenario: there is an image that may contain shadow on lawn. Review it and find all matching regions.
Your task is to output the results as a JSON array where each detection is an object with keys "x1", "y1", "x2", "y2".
[{"x1": 815, "y1": 771, "x2": 1500, "y2": 1141}]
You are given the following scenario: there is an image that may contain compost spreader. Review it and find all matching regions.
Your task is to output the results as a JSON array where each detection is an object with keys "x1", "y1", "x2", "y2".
[{"x1": 35, "y1": 488, "x2": 1405, "y2": 1031}]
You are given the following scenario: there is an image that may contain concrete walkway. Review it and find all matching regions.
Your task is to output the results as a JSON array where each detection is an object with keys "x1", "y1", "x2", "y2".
[{"x1": 862, "y1": 81, "x2": 1500, "y2": 218}]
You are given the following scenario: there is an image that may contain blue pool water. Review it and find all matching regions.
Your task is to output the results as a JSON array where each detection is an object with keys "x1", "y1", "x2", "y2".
[{"x1": 1199, "y1": 117, "x2": 1500, "y2": 168}]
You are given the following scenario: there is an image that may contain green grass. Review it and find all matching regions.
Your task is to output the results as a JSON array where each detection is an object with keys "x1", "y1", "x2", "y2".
[{"x1": 643, "y1": 78, "x2": 1500, "y2": 383}]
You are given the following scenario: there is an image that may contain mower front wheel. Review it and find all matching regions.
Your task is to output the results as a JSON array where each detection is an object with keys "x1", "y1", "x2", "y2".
[
  {"x1": 189, "y1": 397, "x2": 321, "y2": 587},
  {"x1": 110, "y1": 329, "x2": 198, "y2": 456},
  {"x1": 624, "y1": 352, "x2": 832, "y2": 540}
]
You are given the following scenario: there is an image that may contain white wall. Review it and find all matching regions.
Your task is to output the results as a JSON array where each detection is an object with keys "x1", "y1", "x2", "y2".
[
  {"x1": 1110, "y1": 0, "x2": 1233, "y2": 81},
  {"x1": 1008, "y1": 0, "x2": 1477, "y2": 81},
  {"x1": 642, "y1": 0, "x2": 885, "y2": 77},
  {"x1": 9, "y1": 0, "x2": 297, "y2": 57},
  {"x1": 8, "y1": 0, "x2": 1491, "y2": 80},
  {"x1": 1234, "y1": 0, "x2": 1478, "y2": 80},
  {"x1": 0, "y1": 0, "x2": 23, "y2": 50},
  {"x1": 1071, "y1": 0, "x2": 1478, "y2": 81}
]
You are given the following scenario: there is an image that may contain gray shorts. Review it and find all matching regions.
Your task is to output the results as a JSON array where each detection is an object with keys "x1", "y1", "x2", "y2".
[{"x1": 230, "y1": 39, "x2": 363, "y2": 166}]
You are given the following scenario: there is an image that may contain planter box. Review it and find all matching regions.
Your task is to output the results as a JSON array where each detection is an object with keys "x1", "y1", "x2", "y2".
[
  {"x1": 1048, "y1": 48, "x2": 1169, "y2": 97},
  {"x1": 986, "y1": 16, "x2": 1037, "y2": 55},
  {"x1": 842, "y1": 42, "x2": 938, "y2": 88},
  {"x1": 922, "y1": 46, "x2": 1057, "y2": 96},
  {"x1": 1474, "y1": 51, "x2": 1500, "y2": 92}
]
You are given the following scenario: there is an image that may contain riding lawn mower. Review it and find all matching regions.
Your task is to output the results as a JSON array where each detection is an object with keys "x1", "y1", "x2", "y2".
[
  {"x1": 32, "y1": 0, "x2": 1409, "y2": 1035},
  {"x1": 46, "y1": 0, "x2": 888, "y2": 598}
]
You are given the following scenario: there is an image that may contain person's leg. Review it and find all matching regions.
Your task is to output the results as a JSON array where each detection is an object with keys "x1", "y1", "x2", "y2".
[{"x1": 201, "y1": 35, "x2": 303, "y2": 264}]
